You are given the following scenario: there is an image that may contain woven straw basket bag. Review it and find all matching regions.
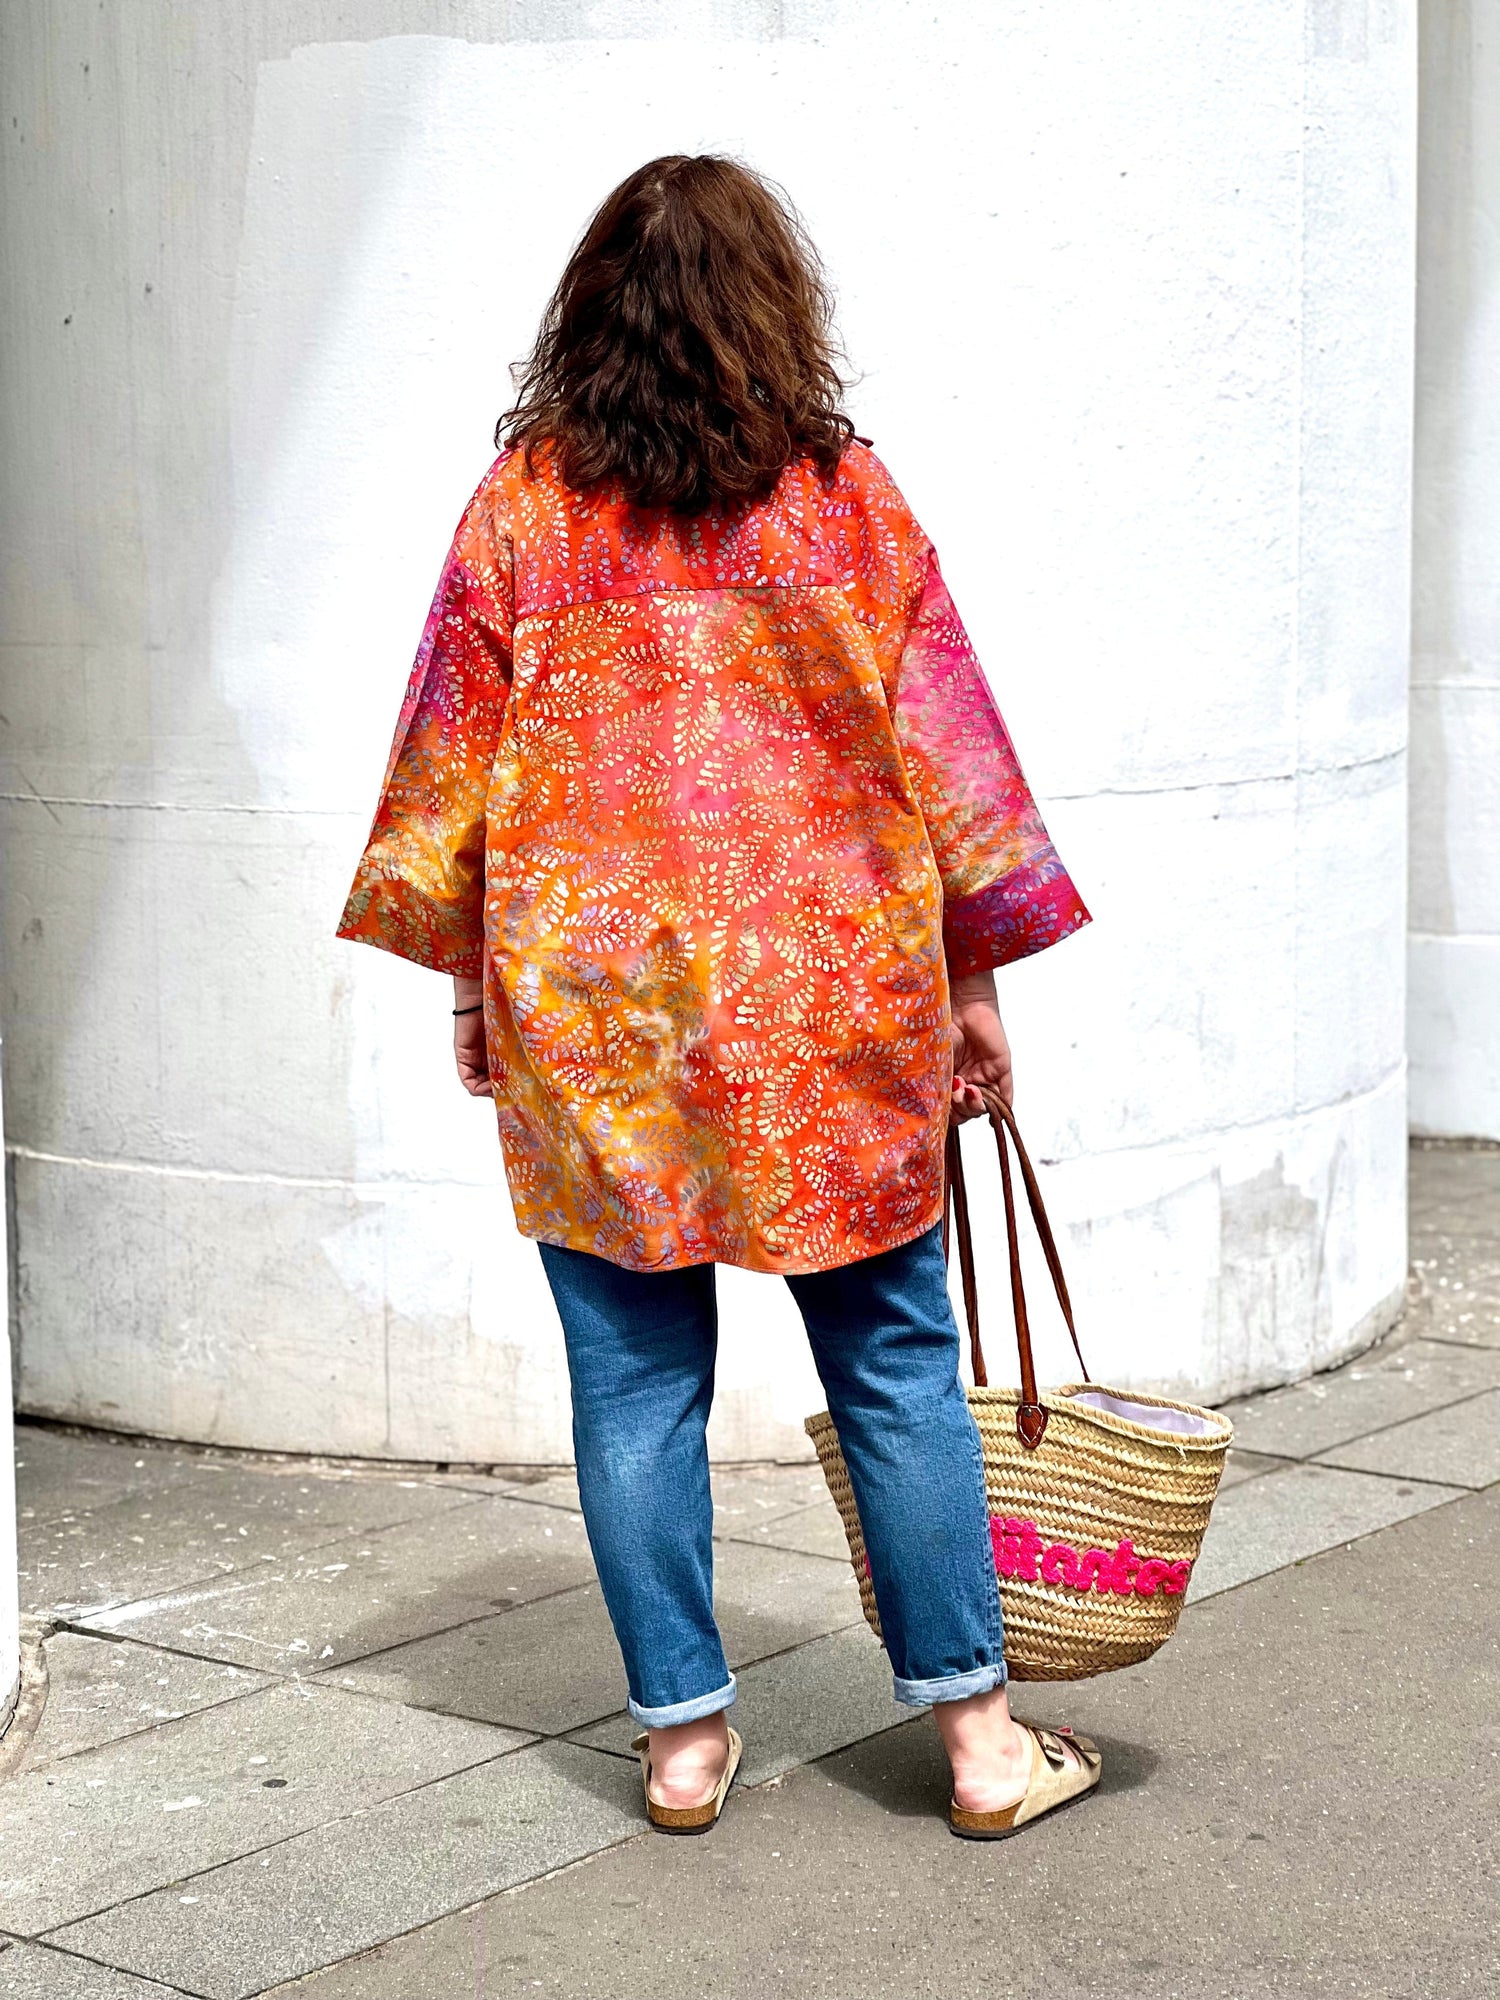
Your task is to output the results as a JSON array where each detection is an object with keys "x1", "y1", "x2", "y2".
[{"x1": 806, "y1": 1093, "x2": 1233, "y2": 1681}]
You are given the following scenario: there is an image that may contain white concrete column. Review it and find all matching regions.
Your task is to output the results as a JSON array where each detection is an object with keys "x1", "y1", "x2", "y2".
[
  {"x1": 2, "y1": 3, "x2": 1415, "y2": 1460},
  {"x1": 1410, "y1": 1, "x2": 1500, "y2": 1138},
  {"x1": 0, "y1": 1057, "x2": 20, "y2": 1745}
]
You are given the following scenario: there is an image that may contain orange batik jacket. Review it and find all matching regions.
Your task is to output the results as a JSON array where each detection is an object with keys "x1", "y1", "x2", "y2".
[{"x1": 339, "y1": 442, "x2": 1088, "y2": 1274}]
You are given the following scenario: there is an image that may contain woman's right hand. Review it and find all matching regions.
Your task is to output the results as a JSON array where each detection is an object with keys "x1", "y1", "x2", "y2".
[
  {"x1": 453, "y1": 975, "x2": 491, "y2": 1097},
  {"x1": 949, "y1": 968, "x2": 1013, "y2": 1122}
]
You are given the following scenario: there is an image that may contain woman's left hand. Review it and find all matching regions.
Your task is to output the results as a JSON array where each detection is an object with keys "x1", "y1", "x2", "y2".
[
  {"x1": 949, "y1": 968, "x2": 1012, "y2": 1122},
  {"x1": 453, "y1": 974, "x2": 491, "y2": 1097}
]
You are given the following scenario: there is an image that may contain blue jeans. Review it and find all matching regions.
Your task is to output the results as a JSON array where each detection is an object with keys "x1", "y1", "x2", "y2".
[{"x1": 538, "y1": 1224, "x2": 1006, "y2": 1727}]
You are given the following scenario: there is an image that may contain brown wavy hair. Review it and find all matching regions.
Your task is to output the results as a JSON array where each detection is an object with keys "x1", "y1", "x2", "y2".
[{"x1": 498, "y1": 155, "x2": 854, "y2": 513}]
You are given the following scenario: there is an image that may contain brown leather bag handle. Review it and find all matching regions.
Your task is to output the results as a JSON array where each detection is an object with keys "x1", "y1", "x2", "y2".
[{"x1": 942, "y1": 1090, "x2": 1090, "y2": 1450}]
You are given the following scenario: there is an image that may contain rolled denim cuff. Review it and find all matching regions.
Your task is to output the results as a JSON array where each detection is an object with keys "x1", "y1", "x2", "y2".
[
  {"x1": 893, "y1": 1660, "x2": 1007, "y2": 1709},
  {"x1": 627, "y1": 1673, "x2": 738, "y2": 1728}
]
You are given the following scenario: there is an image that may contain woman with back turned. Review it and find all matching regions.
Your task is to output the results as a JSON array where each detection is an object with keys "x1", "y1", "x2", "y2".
[{"x1": 339, "y1": 155, "x2": 1097, "y2": 1839}]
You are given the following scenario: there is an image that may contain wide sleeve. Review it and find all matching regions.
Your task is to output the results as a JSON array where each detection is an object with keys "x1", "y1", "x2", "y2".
[
  {"x1": 895, "y1": 546, "x2": 1090, "y2": 978},
  {"x1": 336, "y1": 471, "x2": 514, "y2": 976}
]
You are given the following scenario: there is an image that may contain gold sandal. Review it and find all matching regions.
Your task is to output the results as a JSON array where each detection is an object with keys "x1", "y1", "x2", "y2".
[
  {"x1": 631, "y1": 1725, "x2": 743, "y2": 1834},
  {"x1": 949, "y1": 1722, "x2": 1101, "y2": 1840}
]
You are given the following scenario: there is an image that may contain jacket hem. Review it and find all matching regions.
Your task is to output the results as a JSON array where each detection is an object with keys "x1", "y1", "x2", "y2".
[{"x1": 516, "y1": 1200, "x2": 947, "y2": 1278}]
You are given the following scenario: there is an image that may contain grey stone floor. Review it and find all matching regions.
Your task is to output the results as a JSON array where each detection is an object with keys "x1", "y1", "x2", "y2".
[{"x1": 3, "y1": 1142, "x2": 1497, "y2": 1999}]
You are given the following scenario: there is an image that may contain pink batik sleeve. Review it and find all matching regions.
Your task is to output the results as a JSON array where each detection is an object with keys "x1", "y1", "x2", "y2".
[
  {"x1": 895, "y1": 547, "x2": 1090, "y2": 977},
  {"x1": 336, "y1": 477, "x2": 515, "y2": 976}
]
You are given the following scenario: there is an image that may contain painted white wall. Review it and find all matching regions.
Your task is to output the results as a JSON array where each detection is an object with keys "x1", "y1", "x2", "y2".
[
  {"x1": 1411, "y1": 1, "x2": 1500, "y2": 1138},
  {"x1": 2, "y1": 1, "x2": 1415, "y2": 1460}
]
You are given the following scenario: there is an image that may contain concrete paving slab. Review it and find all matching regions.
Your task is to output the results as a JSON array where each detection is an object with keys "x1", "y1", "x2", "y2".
[
  {"x1": 23, "y1": 1633, "x2": 270, "y2": 1769},
  {"x1": 1405, "y1": 1145, "x2": 1500, "y2": 1348},
  {"x1": 1409, "y1": 1241, "x2": 1500, "y2": 1348},
  {"x1": 14, "y1": 1426, "x2": 214, "y2": 1524},
  {"x1": 319, "y1": 1539, "x2": 862, "y2": 1738},
  {"x1": 719, "y1": 1494, "x2": 855, "y2": 1560},
  {"x1": 318, "y1": 1584, "x2": 627, "y2": 1737},
  {"x1": 569, "y1": 1621, "x2": 907, "y2": 1788},
  {"x1": 1407, "y1": 1140, "x2": 1500, "y2": 1233},
  {"x1": 1220, "y1": 1335, "x2": 1500, "y2": 1457},
  {"x1": 52, "y1": 1742, "x2": 642, "y2": 2000},
  {"x1": 75, "y1": 1497, "x2": 596, "y2": 1673},
  {"x1": 263, "y1": 1490, "x2": 1500, "y2": 2000},
  {"x1": 711, "y1": 1537, "x2": 865, "y2": 1662},
  {"x1": 1315, "y1": 1386, "x2": 1500, "y2": 1489},
  {"x1": 1186, "y1": 1460, "x2": 1464, "y2": 1601},
  {"x1": 0, "y1": 1941, "x2": 187, "y2": 1998},
  {"x1": 0, "y1": 1680, "x2": 527, "y2": 1936},
  {"x1": 709, "y1": 1465, "x2": 836, "y2": 1534},
  {"x1": 494, "y1": 1463, "x2": 835, "y2": 1533},
  {"x1": 492, "y1": 1467, "x2": 580, "y2": 1511},
  {"x1": 1214, "y1": 1446, "x2": 1286, "y2": 1491},
  {"x1": 20, "y1": 1465, "x2": 475, "y2": 1623}
]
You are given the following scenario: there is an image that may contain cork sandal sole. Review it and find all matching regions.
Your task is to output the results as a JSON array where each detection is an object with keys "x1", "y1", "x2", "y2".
[
  {"x1": 949, "y1": 1723, "x2": 1101, "y2": 1841},
  {"x1": 632, "y1": 1725, "x2": 743, "y2": 1835}
]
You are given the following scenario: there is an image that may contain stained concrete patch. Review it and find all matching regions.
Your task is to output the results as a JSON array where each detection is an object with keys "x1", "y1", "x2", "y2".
[
  {"x1": 51, "y1": 1743, "x2": 643, "y2": 2000},
  {"x1": 20, "y1": 1464, "x2": 475, "y2": 1622},
  {"x1": 14, "y1": 1426, "x2": 212, "y2": 1524},
  {"x1": 23, "y1": 1633, "x2": 271, "y2": 1768},
  {"x1": 0, "y1": 1680, "x2": 527, "y2": 1935},
  {"x1": 260, "y1": 1491, "x2": 1500, "y2": 2000},
  {"x1": 1315, "y1": 1386, "x2": 1500, "y2": 1489},
  {"x1": 1187, "y1": 1460, "x2": 1464, "y2": 1601},
  {"x1": 76, "y1": 1496, "x2": 596, "y2": 1672},
  {"x1": 0, "y1": 1941, "x2": 186, "y2": 1997},
  {"x1": 1221, "y1": 1336, "x2": 1500, "y2": 1457},
  {"x1": 569, "y1": 1621, "x2": 908, "y2": 1788},
  {"x1": 319, "y1": 1582, "x2": 628, "y2": 1735}
]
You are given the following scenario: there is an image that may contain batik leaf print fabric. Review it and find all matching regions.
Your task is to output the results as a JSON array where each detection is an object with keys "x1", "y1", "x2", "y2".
[
  {"x1": 340, "y1": 493, "x2": 514, "y2": 975},
  {"x1": 894, "y1": 551, "x2": 1089, "y2": 978},
  {"x1": 339, "y1": 442, "x2": 1088, "y2": 1274}
]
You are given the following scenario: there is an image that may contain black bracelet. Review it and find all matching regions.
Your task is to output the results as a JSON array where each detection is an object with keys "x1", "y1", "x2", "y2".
[{"x1": 452, "y1": 1003, "x2": 483, "y2": 1016}]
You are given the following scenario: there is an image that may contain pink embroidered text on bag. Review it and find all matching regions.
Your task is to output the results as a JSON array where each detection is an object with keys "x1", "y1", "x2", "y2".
[{"x1": 988, "y1": 1517, "x2": 1191, "y2": 1599}]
